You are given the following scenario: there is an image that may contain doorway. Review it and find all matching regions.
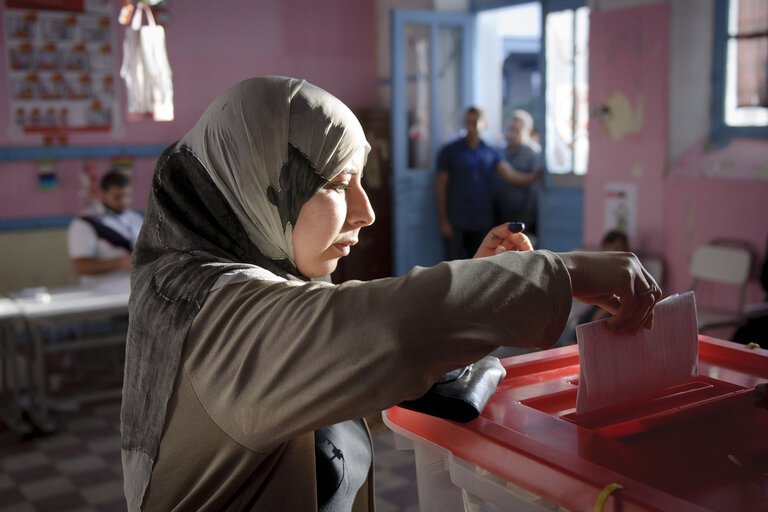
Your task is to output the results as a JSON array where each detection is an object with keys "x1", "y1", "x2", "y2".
[
  {"x1": 389, "y1": 1, "x2": 588, "y2": 275},
  {"x1": 476, "y1": 1, "x2": 588, "y2": 252}
]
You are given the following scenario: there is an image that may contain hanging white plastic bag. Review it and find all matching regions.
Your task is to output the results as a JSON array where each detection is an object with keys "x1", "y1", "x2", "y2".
[
  {"x1": 121, "y1": 25, "x2": 150, "y2": 117},
  {"x1": 120, "y1": 4, "x2": 173, "y2": 121}
]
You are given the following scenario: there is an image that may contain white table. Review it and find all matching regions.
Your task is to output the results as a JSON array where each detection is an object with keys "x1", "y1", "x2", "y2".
[
  {"x1": 3, "y1": 287, "x2": 130, "y2": 431},
  {"x1": 0, "y1": 297, "x2": 27, "y2": 434}
]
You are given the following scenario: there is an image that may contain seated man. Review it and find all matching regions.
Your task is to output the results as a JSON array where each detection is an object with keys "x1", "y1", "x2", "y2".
[
  {"x1": 554, "y1": 230, "x2": 631, "y2": 347},
  {"x1": 67, "y1": 169, "x2": 143, "y2": 292},
  {"x1": 576, "y1": 230, "x2": 631, "y2": 324},
  {"x1": 733, "y1": 235, "x2": 768, "y2": 345}
]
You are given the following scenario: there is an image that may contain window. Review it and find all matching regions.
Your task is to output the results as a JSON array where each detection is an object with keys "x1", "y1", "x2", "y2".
[
  {"x1": 711, "y1": 0, "x2": 768, "y2": 143},
  {"x1": 544, "y1": 6, "x2": 589, "y2": 174}
]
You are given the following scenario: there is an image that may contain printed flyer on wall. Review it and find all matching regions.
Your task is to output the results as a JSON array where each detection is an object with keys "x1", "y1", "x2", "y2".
[
  {"x1": 603, "y1": 181, "x2": 637, "y2": 241},
  {"x1": 2, "y1": 0, "x2": 118, "y2": 138}
]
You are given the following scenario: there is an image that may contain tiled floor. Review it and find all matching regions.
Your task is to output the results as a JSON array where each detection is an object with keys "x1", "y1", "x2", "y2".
[
  {"x1": 0, "y1": 403, "x2": 126, "y2": 512},
  {"x1": 0, "y1": 402, "x2": 419, "y2": 511}
]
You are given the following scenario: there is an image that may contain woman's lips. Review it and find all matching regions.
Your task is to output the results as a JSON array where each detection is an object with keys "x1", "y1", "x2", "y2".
[{"x1": 333, "y1": 240, "x2": 356, "y2": 256}]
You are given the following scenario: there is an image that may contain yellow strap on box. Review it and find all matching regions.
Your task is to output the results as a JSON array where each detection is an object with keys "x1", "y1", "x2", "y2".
[{"x1": 594, "y1": 483, "x2": 623, "y2": 512}]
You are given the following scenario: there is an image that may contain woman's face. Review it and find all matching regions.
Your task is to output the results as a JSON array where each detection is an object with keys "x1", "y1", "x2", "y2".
[{"x1": 292, "y1": 149, "x2": 375, "y2": 277}]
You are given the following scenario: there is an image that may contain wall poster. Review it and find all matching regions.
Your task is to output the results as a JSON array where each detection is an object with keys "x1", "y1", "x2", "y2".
[
  {"x1": 603, "y1": 181, "x2": 637, "y2": 241},
  {"x1": 3, "y1": 0, "x2": 117, "y2": 139}
]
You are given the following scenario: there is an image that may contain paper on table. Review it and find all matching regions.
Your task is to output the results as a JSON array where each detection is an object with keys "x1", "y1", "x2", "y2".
[{"x1": 575, "y1": 291, "x2": 699, "y2": 414}]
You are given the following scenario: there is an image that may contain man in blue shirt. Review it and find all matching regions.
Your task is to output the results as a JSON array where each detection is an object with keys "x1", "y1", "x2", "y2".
[{"x1": 436, "y1": 107, "x2": 540, "y2": 260}]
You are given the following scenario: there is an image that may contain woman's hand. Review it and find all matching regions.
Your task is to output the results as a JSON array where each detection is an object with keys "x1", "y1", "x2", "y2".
[
  {"x1": 474, "y1": 222, "x2": 533, "y2": 258},
  {"x1": 557, "y1": 251, "x2": 662, "y2": 334}
]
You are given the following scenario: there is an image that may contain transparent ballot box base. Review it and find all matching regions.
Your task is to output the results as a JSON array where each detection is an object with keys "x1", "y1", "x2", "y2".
[{"x1": 387, "y1": 421, "x2": 564, "y2": 512}]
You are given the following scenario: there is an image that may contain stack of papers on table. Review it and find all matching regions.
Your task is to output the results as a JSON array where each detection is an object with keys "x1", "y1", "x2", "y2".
[{"x1": 575, "y1": 292, "x2": 698, "y2": 414}]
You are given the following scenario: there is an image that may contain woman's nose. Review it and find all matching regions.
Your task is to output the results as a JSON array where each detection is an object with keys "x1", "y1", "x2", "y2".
[{"x1": 347, "y1": 184, "x2": 375, "y2": 228}]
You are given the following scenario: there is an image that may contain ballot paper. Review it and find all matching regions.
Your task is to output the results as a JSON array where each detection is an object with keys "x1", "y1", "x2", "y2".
[{"x1": 575, "y1": 292, "x2": 698, "y2": 414}]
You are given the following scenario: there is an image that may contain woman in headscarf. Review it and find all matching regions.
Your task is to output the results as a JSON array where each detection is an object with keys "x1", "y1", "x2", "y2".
[{"x1": 121, "y1": 76, "x2": 661, "y2": 511}]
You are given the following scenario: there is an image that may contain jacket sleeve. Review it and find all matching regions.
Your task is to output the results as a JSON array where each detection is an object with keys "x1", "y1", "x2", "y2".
[{"x1": 183, "y1": 250, "x2": 571, "y2": 452}]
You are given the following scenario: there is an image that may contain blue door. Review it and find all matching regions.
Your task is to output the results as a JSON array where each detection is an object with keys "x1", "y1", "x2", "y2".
[{"x1": 391, "y1": 10, "x2": 474, "y2": 276}]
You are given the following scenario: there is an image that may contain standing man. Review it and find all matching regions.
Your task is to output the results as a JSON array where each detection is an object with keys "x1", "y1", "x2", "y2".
[
  {"x1": 67, "y1": 169, "x2": 143, "y2": 291},
  {"x1": 436, "y1": 107, "x2": 539, "y2": 260},
  {"x1": 494, "y1": 109, "x2": 543, "y2": 240}
]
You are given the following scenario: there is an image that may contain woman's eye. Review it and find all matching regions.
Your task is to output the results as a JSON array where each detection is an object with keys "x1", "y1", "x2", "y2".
[{"x1": 326, "y1": 182, "x2": 350, "y2": 192}]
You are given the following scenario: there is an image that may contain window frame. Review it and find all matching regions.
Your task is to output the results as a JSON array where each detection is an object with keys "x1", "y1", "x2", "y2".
[{"x1": 710, "y1": 0, "x2": 768, "y2": 145}]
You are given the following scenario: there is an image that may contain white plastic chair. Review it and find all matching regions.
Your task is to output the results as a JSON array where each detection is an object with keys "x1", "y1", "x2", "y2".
[{"x1": 690, "y1": 239, "x2": 752, "y2": 333}]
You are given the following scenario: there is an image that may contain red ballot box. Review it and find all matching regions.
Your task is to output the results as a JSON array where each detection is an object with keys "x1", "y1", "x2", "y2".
[{"x1": 383, "y1": 336, "x2": 768, "y2": 512}]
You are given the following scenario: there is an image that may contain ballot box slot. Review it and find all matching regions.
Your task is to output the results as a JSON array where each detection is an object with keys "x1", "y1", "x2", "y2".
[
  {"x1": 559, "y1": 376, "x2": 747, "y2": 437},
  {"x1": 519, "y1": 375, "x2": 749, "y2": 437}
]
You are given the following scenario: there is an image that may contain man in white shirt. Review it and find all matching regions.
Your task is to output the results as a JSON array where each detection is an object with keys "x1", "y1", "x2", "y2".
[{"x1": 67, "y1": 169, "x2": 144, "y2": 292}]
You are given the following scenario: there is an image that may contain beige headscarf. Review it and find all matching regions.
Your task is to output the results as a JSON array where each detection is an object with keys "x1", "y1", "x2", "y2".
[{"x1": 180, "y1": 76, "x2": 369, "y2": 264}]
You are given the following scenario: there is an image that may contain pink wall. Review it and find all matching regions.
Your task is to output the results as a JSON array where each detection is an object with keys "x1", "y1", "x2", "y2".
[
  {"x1": 663, "y1": 173, "x2": 768, "y2": 306},
  {"x1": 585, "y1": 3, "x2": 768, "y2": 308},
  {"x1": 0, "y1": 0, "x2": 377, "y2": 218},
  {"x1": 0, "y1": 157, "x2": 156, "y2": 219},
  {"x1": 586, "y1": 3, "x2": 669, "y2": 256}
]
